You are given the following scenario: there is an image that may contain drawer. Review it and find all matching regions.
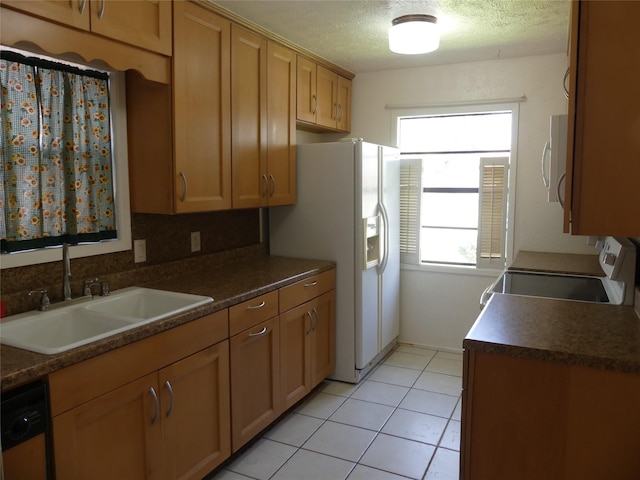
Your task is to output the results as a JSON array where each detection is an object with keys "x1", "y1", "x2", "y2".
[
  {"x1": 279, "y1": 269, "x2": 336, "y2": 313},
  {"x1": 49, "y1": 309, "x2": 229, "y2": 416},
  {"x1": 229, "y1": 291, "x2": 279, "y2": 337}
]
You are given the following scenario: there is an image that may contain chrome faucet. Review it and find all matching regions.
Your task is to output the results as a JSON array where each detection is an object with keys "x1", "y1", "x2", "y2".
[{"x1": 63, "y1": 243, "x2": 72, "y2": 301}]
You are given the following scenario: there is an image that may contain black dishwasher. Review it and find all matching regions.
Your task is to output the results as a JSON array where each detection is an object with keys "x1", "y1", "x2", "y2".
[{"x1": 1, "y1": 380, "x2": 51, "y2": 479}]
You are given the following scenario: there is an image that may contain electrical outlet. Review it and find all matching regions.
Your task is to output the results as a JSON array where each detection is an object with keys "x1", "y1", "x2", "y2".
[
  {"x1": 134, "y1": 239, "x2": 146, "y2": 263},
  {"x1": 191, "y1": 231, "x2": 201, "y2": 252}
]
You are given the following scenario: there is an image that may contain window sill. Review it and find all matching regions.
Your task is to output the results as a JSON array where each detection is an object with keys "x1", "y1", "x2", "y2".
[{"x1": 400, "y1": 262, "x2": 502, "y2": 278}]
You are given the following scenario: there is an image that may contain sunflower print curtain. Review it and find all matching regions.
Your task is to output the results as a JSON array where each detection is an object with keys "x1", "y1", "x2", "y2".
[{"x1": 1, "y1": 51, "x2": 117, "y2": 253}]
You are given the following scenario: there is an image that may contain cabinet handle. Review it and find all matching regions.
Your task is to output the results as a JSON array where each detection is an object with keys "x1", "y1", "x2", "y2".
[
  {"x1": 333, "y1": 102, "x2": 338, "y2": 120},
  {"x1": 78, "y1": 0, "x2": 87, "y2": 15},
  {"x1": 98, "y1": 0, "x2": 105, "y2": 19},
  {"x1": 306, "y1": 311, "x2": 314, "y2": 335},
  {"x1": 556, "y1": 173, "x2": 566, "y2": 210},
  {"x1": 179, "y1": 171, "x2": 187, "y2": 202},
  {"x1": 150, "y1": 387, "x2": 159, "y2": 425},
  {"x1": 269, "y1": 174, "x2": 276, "y2": 197},
  {"x1": 337, "y1": 104, "x2": 343, "y2": 122},
  {"x1": 304, "y1": 281, "x2": 318, "y2": 288},
  {"x1": 164, "y1": 380, "x2": 174, "y2": 417},
  {"x1": 312, "y1": 307, "x2": 319, "y2": 332},
  {"x1": 262, "y1": 174, "x2": 268, "y2": 198},
  {"x1": 246, "y1": 300, "x2": 266, "y2": 310},
  {"x1": 312, "y1": 94, "x2": 317, "y2": 115},
  {"x1": 563, "y1": 68, "x2": 570, "y2": 99},
  {"x1": 249, "y1": 326, "x2": 268, "y2": 337}
]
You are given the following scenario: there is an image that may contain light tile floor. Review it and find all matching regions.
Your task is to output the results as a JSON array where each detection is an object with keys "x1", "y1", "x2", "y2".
[{"x1": 207, "y1": 346, "x2": 462, "y2": 480}]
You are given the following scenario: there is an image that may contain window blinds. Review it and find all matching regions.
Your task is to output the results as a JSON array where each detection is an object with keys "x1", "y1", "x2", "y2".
[
  {"x1": 399, "y1": 159, "x2": 421, "y2": 263},
  {"x1": 478, "y1": 157, "x2": 508, "y2": 267}
]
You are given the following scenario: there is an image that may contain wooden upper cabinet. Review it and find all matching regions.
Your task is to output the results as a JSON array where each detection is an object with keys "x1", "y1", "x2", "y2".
[
  {"x1": 3, "y1": 0, "x2": 171, "y2": 55},
  {"x1": 231, "y1": 25, "x2": 268, "y2": 209},
  {"x1": 336, "y1": 75, "x2": 352, "y2": 132},
  {"x1": 172, "y1": 1, "x2": 232, "y2": 213},
  {"x1": 297, "y1": 56, "x2": 352, "y2": 133},
  {"x1": 231, "y1": 31, "x2": 296, "y2": 209},
  {"x1": 2, "y1": 0, "x2": 90, "y2": 30},
  {"x1": 126, "y1": 2, "x2": 232, "y2": 214},
  {"x1": 564, "y1": 0, "x2": 640, "y2": 236},
  {"x1": 296, "y1": 56, "x2": 317, "y2": 124},
  {"x1": 89, "y1": 0, "x2": 172, "y2": 55},
  {"x1": 266, "y1": 40, "x2": 297, "y2": 206}
]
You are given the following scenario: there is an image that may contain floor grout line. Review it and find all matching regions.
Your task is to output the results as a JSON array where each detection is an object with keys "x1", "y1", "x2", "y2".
[{"x1": 211, "y1": 348, "x2": 462, "y2": 480}]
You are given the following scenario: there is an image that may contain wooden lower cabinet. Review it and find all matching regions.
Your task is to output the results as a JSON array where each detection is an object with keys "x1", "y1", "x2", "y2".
[
  {"x1": 280, "y1": 291, "x2": 336, "y2": 409},
  {"x1": 160, "y1": 343, "x2": 231, "y2": 480},
  {"x1": 52, "y1": 342, "x2": 230, "y2": 480},
  {"x1": 47, "y1": 271, "x2": 336, "y2": 478},
  {"x1": 461, "y1": 350, "x2": 640, "y2": 480},
  {"x1": 230, "y1": 317, "x2": 281, "y2": 452},
  {"x1": 52, "y1": 372, "x2": 163, "y2": 480}
]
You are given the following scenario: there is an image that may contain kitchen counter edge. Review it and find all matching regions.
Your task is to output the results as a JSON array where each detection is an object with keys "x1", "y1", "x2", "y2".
[
  {"x1": 1, "y1": 256, "x2": 335, "y2": 392},
  {"x1": 464, "y1": 293, "x2": 640, "y2": 375}
]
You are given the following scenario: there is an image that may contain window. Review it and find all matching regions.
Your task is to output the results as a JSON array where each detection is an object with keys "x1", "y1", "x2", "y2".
[
  {"x1": 0, "y1": 47, "x2": 131, "y2": 268},
  {"x1": 396, "y1": 106, "x2": 517, "y2": 269}
]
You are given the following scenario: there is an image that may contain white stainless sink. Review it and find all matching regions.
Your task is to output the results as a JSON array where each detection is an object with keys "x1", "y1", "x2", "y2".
[{"x1": 0, "y1": 287, "x2": 213, "y2": 355}]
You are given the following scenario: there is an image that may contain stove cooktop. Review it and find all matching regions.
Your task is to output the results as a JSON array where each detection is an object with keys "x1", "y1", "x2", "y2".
[{"x1": 493, "y1": 271, "x2": 610, "y2": 303}]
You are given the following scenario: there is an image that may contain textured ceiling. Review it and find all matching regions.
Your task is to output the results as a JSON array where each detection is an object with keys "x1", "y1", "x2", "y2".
[{"x1": 213, "y1": 0, "x2": 571, "y2": 73}]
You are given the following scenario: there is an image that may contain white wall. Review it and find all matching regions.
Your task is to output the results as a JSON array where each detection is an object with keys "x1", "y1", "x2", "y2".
[{"x1": 350, "y1": 53, "x2": 597, "y2": 351}]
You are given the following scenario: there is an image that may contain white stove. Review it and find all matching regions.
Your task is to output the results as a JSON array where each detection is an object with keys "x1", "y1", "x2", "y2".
[{"x1": 482, "y1": 237, "x2": 636, "y2": 306}]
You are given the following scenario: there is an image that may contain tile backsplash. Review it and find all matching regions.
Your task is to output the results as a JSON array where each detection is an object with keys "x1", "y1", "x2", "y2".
[{"x1": 1, "y1": 210, "x2": 262, "y2": 316}]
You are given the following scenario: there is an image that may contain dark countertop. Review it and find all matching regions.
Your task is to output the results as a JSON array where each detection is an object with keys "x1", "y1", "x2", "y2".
[
  {"x1": 465, "y1": 293, "x2": 640, "y2": 375},
  {"x1": 1, "y1": 255, "x2": 335, "y2": 392},
  {"x1": 466, "y1": 250, "x2": 640, "y2": 374}
]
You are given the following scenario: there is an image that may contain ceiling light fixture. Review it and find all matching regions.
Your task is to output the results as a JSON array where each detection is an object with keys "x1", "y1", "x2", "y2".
[{"x1": 389, "y1": 14, "x2": 440, "y2": 55}]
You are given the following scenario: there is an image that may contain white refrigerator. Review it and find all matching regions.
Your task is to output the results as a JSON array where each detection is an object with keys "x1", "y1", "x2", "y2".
[{"x1": 269, "y1": 140, "x2": 400, "y2": 383}]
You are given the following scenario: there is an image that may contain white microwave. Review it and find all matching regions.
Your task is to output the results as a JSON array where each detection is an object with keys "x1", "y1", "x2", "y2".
[{"x1": 541, "y1": 114, "x2": 568, "y2": 203}]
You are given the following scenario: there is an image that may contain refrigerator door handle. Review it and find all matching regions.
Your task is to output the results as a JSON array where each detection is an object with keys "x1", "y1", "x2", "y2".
[{"x1": 377, "y1": 202, "x2": 390, "y2": 275}]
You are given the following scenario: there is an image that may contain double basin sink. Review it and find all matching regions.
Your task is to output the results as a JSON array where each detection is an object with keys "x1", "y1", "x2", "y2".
[{"x1": 0, "y1": 287, "x2": 213, "y2": 355}]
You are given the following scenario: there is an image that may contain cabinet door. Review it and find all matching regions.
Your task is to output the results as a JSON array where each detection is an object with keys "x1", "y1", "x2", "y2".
[
  {"x1": 316, "y1": 65, "x2": 338, "y2": 129},
  {"x1": 310, "y1": 290, "x2": 336, "y2": 385},
  {"x1": 564, "y1": 0, "x2": 640, "y2": 236},
  {"x1": 89, "y1": 0, "x2": 172, "y2": 55},
  {"x1": 230, "y1": 317, "x2": 281, "y2": 451},
  {"x1": 296, "y1": 56, "x2": 317, "y2": 123},
  {"x1": 267, "y1": 41, "x2": 297, "y2": 206},
  {"x1": 173, "y1": 1, "x2": 231, "y2": 213},
  {"x1": 231, "y1": 25, "x2": 268, "y2": 209},
  {"x1": 336, "y1": 75, "x2": 352, "y2": 133},
  {"x1": 52, "y1": 373, "x2": 163, "y2": 480},
  {"x1": 279, "y1": 302, "x2": 313, "y2": 409},
  {"x1": 2, "y1": 0, "x2": 90, "y2": 30},
  {"x1": 461, "y1": 351, "x2": 569, "y2": 480},
  {"x1": 280, "y1": 289, "x2": 336, "y2": 408},
  {"x1": 160, "y1": 342, "x2": 231, "y2": 480}
]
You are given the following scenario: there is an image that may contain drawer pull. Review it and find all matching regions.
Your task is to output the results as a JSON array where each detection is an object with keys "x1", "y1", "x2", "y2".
[
  {"x1": 249, "y1": 326, "x2": 268, "y2": 337},
  {"x1": 246, "y1": 301, "x2": 266, "y2": 310},
  {"x1": 304, "y1": 281, "x2": 318, "y2": 288},
  {"x1": 150, "y1": 387, "x2": 159, "y2": 425},
  {"x1": 164, "y1": 380, "x2": 174, "y2": 417}
]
